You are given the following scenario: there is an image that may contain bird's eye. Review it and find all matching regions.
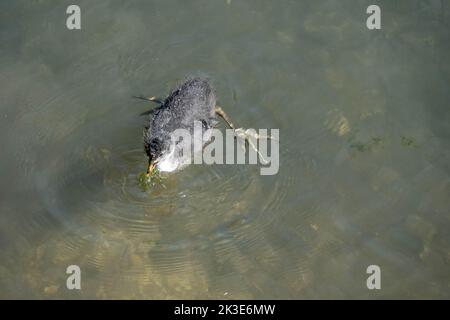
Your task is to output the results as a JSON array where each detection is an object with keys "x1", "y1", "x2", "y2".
[{"x1": 150, "y1": 138, "x2": 162, "y2": 153}]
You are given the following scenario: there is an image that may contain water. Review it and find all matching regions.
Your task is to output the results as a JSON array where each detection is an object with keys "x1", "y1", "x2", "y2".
[{"x1": 1, "y1": 0, "x2": 449, "y2": 299}]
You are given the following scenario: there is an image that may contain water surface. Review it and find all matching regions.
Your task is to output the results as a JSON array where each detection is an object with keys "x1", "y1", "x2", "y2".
[{"x1": 0, "y1": 0, "x2": 449, "y2": 299}]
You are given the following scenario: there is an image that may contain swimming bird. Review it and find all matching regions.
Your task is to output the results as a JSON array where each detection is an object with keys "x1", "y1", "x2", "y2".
[{"x1": 140, "y1": 77, "x2": 236, "y2": 177}]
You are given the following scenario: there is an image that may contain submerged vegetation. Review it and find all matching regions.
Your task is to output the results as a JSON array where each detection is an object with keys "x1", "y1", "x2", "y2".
[
  {"x1": 350, "y1": 136, "x2": 385, "y2": 152},
  {"x1": 401, "y1": 136, "x2": 418, "y2": 148},
  {"x1": 137, "y1": 169, "x2": 166, "y2": 191},
  {"x1": 348, "y1": 135, "x2": 418, "y2": 154}
]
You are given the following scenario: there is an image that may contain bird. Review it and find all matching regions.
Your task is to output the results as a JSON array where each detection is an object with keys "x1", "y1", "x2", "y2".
[{"x1": 139, "y1": 77, "x2": 236, "y2": 177}]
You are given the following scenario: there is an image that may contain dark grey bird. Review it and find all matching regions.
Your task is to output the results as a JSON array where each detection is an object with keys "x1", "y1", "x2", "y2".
[{"x1": 139, "y1": 77, "x2": 235, "y2": 176}]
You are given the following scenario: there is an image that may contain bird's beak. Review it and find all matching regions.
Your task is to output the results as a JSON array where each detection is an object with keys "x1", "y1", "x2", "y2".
[{"x1": 146, "y1": 159, "x2": 157, "y2": 177}]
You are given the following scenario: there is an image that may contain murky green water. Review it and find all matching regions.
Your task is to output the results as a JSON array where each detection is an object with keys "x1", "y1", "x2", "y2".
[{"x1": 1, "y1": 0, "x2": 449, "y2": 299}]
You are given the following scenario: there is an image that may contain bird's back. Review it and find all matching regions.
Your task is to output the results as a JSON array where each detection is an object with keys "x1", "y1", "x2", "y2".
[{"x1": 149, "y1": 78, "x2": 217, "y2": 137}]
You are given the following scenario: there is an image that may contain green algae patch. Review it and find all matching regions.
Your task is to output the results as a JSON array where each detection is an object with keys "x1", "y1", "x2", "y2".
[
  {"x1": 350, "y1": 136, "x2": 385, "y2": 153},
  {"x1": 137, "y1": 170, "x2": 166, "y2": 191},
  {"x1": 401, "y1": 136, "x2": 418, "y2": 148}
]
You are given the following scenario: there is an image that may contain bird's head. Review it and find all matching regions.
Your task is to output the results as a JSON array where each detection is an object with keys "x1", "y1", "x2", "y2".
[{"x1": 145, "y1": 137, "x2": 166, "y2": 176}]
